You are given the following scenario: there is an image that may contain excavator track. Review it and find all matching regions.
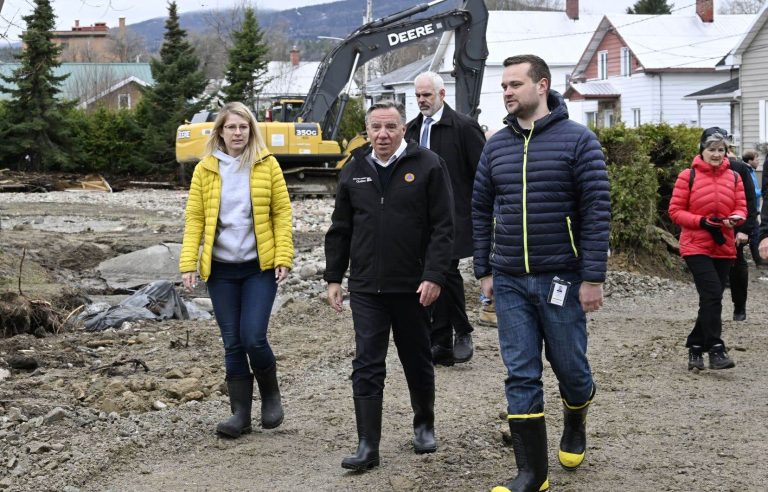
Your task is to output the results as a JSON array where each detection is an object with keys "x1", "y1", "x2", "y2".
[{"x1": 283, "y1": 167, "x2": 340, "y2": 198}]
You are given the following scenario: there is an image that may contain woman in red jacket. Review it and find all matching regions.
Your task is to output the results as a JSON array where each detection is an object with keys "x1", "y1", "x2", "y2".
[{"x1": 669, "y1": 127, "x2": 747, "y2": 371}]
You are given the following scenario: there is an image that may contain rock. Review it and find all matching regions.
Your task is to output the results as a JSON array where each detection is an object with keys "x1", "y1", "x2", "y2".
[
  {"x1": 164, "y1": 368, "x2": 185, "y2": 379},
  {"x1": 152, "y1": 400, "x2": 167, "y2": 410},
  {"x1": 0, "y1": 478, "x2": 13, "y2": 489},
  {"x1": 298, "y1": 264, "x2": 318, "y2": 279},
  {"x1": 7, "y1": 407, "x2": 26, "y2": 422},
  {"x1": 166, "y1": 378, "x2": 202, "y2": 399},
  {"x1": 182, "y1": 391, "x2": 205, "y2": 402},
  {"x1": 186, "y1": 367, "x2": 204, "y2": 379},
  {"x1": 0, "y1": 368, "x2": 11, "y2": 382},
  {"x1": 43, "y1": 407, "x2": 67, "y2": 424},
  {"x1": 8, "y1": 355, "x2": 38, "y2": 371},
  {"x1": 26, "y1": 441, "x2": 52, "y2": 454}
]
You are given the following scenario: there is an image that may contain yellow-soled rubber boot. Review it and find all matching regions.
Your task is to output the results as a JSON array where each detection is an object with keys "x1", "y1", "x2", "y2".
[
  {"x1": 558, "y1": 386, "x2": 595, "y2": 471},
  {"x1": 490, "y1": 414, "x2": 549, "y2": 492}
]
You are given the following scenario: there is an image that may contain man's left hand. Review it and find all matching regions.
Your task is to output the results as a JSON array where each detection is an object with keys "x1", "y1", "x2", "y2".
[
  {"x1": 579, "y1": 283, "x2": 603, "y2": 313},
  {"x1": 417, "y1": 281, "x2": 441, "y2": 307},
  {"x1": 735, "y1": 232, "x2": 749, "y2": 245}
]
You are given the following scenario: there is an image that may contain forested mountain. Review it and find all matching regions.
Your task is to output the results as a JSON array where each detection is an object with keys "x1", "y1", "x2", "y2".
[{"x1": 129, "y1": 0, "x2": 461, "y2": 56}]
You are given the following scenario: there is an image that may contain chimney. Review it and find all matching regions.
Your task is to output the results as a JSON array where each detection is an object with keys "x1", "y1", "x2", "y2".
[
  {"x1": 74, "y1": 19, "x2": 80, "y2": 30},
  {"x1": 290, "y1": 46, "x2": 300, "y2": 66},
  {"x1": 119, "y1": 17, "x2": 126, "y2": 39},
  {"x1": 697, "y1": 0, "x2": 714, "y2": 23},
  {"x1": 566, "y1": 0, "x2": 579, "y2": 20}
]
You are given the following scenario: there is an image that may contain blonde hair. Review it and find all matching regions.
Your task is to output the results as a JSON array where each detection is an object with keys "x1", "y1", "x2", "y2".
[{"x1": 205, "y1": 102, "x2": 268, "y2": 168}]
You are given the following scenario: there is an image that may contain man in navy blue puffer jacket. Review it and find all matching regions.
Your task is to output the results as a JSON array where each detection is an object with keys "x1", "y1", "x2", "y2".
[{"x1": 473, "y1": 54, "x2": 611, "y2": 492}]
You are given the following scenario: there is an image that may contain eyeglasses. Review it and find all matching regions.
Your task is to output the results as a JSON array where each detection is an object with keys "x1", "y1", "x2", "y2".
[{"x1": 223, "y1": 124, "x2": 250, "y2": 133}]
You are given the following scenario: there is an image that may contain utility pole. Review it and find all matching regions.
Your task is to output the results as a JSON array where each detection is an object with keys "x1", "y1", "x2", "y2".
[{"x1": 362, "y1": 0, "x2": 372, "y2": 88}]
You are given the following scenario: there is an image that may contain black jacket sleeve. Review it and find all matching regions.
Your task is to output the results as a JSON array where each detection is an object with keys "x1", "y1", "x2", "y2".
[
  {"x1": 420, "y1": 157, "x2": 455, "y2": 287},
  {"x1": 731, "y1": 160, "x2": 756, "y2": 233},
  {"x1": 324, "y1": 163, "x2": 353, "y2": 284}
]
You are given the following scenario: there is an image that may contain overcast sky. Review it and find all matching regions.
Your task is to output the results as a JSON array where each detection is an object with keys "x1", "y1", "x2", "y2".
[{"x1": 0, "y1": 0, "x2": 723, "y2": 43}]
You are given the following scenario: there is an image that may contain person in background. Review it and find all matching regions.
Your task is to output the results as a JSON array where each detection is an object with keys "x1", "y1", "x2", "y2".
[
  {"x1": 669, "y1": 127, "x2": 746, "y2": 371},
  {"x1": 180, "y1": 101, "x2": 294, "y2": 438},
  {"x1": 473, "y1": 54, "x2": 610, "y2": 492},
  {"x1": 405, "y1": 71, "x2": 486, "y2": 365},
  {"x1": 726, "y1": 143, "x2": 757, "y2": 321},
  {"x1": 325, "y1": 100, "x2": 454, "y2": 471},
  {"x1": 742, "y1": 150, "x2": 762, "y2": 268}
]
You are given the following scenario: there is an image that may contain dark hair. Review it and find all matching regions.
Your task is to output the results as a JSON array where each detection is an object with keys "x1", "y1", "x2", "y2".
[
  {"x1": 502, "y1": 54, "x2": 551, "y2": 90},
  {"x1": 365, "y1": 100, "x2": 406, "y2": 125},
  {"x1": 742, "y1": 150, "x2": 757, "y2": 162}
]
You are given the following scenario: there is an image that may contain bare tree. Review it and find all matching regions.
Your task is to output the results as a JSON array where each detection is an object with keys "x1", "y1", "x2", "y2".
[
  {"x1": 718, "y1": 0, "x2": 765, "y2": 14},
  {"x1": 189, "y1": 32, "x2": 229, "y2": 80},
  {"x1": 108, "y1": 28, "x2": 147, "y2": 62},
  {"x1": 65, "y1": 64, "x2": 125, "y2": 104},
  {"x1": 487, "y1": 0, "x2": 562, "y2": 10}
]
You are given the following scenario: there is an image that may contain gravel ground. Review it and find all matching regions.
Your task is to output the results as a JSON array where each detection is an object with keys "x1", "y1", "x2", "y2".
[{"x1": 1, "y1": 190, "x2": 767, "y2": 491}]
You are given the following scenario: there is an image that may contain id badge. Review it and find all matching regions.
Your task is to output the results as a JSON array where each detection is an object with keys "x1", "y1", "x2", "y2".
[{"x1": 547, "y1": 276, "x2": 571, "y2": 307}]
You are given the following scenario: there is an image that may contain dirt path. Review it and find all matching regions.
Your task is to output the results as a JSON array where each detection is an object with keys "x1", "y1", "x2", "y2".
[{"x1": 1, "y1": 191, "x2": 767, "y2": 491}]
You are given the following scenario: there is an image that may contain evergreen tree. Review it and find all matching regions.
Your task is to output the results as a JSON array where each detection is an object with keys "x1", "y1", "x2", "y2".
[
  {"x1": 222, "y1": 6, "x2": 270, "y2": 109},
  {"x1": 136, "y1": 1, "x2": 207, "y2": 173},
  {"x1": 0, "y1": 0, "x2": 72, "y2": 171},
  {"x1": 626, "y1": 0, "x2": 674, "y2": 14}
]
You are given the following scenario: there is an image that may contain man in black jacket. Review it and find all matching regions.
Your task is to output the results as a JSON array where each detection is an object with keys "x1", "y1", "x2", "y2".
[
  {"x1": 405, "y1": 71, "x2": 486, "y2": 366},
  {"x1": 324, "y1": 100, "x2": 454, "y2": 471},
  {"x1": 725, "y1": 140, "x2": 758, "y2": 320}
]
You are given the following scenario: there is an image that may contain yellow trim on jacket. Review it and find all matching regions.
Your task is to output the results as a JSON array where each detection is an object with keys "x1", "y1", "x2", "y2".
[{"x1": 179, "y1": 149, "x2": 294, "y2": 280}]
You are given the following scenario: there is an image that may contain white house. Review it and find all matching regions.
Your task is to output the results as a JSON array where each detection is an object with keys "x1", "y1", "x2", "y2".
[
  {"x1": 565, "y1": 0, "x2": 755, "y2": 131},
  {"x1": 365, "y1": 0, "x2": 603, "y2": 131}
]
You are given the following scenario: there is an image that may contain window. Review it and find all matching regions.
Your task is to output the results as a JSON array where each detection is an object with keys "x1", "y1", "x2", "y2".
[
  {"x1": 586, "y1": 111, "x2": 597, "y2": 127},
  {"x1": 598, "y1": 51, "x2": 608, "y2": 80},
  {"x1": 633, "y1": 108, "x2": 641, "y2": 127},
  {"x1": 621, "y1": 47, "x2": 631, "y2": 77},
  {"x1": 118, "y1": 93, "x2": 131, "y2": 109}
]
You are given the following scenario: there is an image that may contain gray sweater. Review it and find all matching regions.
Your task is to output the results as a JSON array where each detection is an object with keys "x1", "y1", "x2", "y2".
[{"x1": 212, "y1": 150, "x2": 258, "y2": 263}]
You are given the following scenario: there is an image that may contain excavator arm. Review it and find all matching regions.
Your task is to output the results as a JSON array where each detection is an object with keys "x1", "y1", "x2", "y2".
[{"x1": 299, "y1": 0, "x2": 488, "y2": 140}]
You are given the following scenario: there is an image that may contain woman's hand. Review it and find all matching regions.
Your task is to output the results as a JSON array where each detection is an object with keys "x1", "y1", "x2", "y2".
[
  {"x1": 181, "y1": 272, "x2": 197, "y2": 292},
  {"x1": 275, "y1": 265, "x2": 290, "y2": 284}
]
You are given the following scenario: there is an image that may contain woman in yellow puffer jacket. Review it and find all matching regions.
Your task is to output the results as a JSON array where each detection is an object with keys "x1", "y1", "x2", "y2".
[{"x1": 179, "y1": 101, "x2": 293, "y2": 438}]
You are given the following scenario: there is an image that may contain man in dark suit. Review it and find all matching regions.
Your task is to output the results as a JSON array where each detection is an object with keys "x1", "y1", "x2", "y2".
[{"x1": 405, "y1": 71, "x2": 486, "y2": 366}]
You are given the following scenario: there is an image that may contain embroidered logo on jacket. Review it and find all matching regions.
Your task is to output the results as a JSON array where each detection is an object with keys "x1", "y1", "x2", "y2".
[
  {"x1": 353, "y1": 176, "x2": 373, "y2": 183},
  {"x1": 404, "y1": 173, "x2": 415, "y2": 183}
]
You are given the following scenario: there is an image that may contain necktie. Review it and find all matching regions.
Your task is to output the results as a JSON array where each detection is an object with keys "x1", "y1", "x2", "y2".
[{"x1": 420, "y1": 117, "x2": 433, "y2": 148}]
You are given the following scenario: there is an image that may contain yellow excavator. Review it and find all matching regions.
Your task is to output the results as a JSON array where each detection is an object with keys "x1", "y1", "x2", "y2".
[{"x1": 175, "y1": 0, "x2": 488, "y2": 195}]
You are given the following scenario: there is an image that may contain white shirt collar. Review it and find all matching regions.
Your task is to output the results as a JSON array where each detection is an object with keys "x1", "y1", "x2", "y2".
[
  {"x1": 428, "y1": 104, "x2": 444, "y2": 123},
  {"x1": 372, "y1": 139, "x2": 408, "y2": 168}
]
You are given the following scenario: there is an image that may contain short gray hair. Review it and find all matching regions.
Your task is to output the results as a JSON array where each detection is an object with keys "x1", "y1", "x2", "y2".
[
  {"x1": 415, "y1": 71, "x2": 445, "y2": 92},
  {"x1": 365, "y1": 100, "x2": 406, "y2": 125}
]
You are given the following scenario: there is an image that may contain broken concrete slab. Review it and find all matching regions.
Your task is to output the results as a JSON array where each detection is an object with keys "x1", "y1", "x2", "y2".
[{"x1": 97, "y1": 243, "x2": 182, "y2": 290}]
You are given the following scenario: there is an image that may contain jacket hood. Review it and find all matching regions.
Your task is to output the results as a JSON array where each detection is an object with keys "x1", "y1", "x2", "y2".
[
  {"x1": 503, "y1": 89, "x2": 569, "y2": 133},
  {"x1": 200, "y1": 146, "x2": 274, "y2": 173}
]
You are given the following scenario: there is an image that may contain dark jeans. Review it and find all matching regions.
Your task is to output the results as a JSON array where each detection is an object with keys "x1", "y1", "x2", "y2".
[
  {"x1": 430, "y1": 259, "x2": 473, "y2": 348},
  {"x1": 206, "y1": 260, "x2": 278, "y2": 378},
  {"x1": 729, "y1": 243, "x2": 748, "y2": 312},
  {"x1": 494, "y1": 270, "x2": 593, "y2": 414},
  {"x1": 349, "y1": 292, "x2": 434, "y2": 398},
  {"x1": 684, "y1": 255, "x2": 732, "y2": 350}
]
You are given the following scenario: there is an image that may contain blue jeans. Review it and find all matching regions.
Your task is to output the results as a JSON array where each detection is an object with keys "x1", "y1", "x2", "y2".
[
  {"x1": 494, "y1": 270, "x2": 593, "y2": 415},
  {"x1": 206, "y1": 260, "x2": 278, "y2": 378}
]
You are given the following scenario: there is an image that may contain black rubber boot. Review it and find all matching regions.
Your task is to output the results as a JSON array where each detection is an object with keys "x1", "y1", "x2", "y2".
[
  {"x1": 709, "y1": 344, "x2": 735, "y2": 370},
  {"x1": 491, "y1": 415, "x2": 549, "y2": 492},
  {"x1": 410, "y1": 388, "x2": 437, "y2": 454},
  {"x1": 254, "y1": 363, "x2": 284, "y2": 429},
  {"x1": 688, "y1": 345, "x2": 705, "y2": 371},
  {"x1": 216, "y1": 374, "x2": 253, "y2": 438},
  {"x1": 559, "y1": 386, "x2": 595, "y2": 471},
  {"x1": 342, "y1": 397, "x2": 382, "y2": 471}
]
